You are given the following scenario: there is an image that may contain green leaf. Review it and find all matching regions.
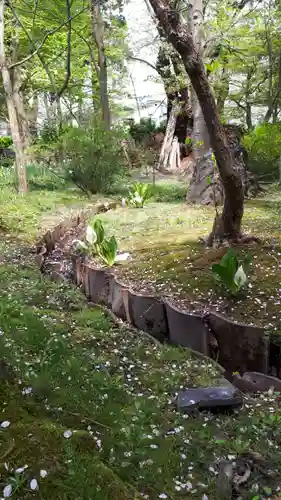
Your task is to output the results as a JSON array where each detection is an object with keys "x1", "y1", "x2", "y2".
[{"x1": 93, "y1": 219, "x2": 105, "y2": 245}]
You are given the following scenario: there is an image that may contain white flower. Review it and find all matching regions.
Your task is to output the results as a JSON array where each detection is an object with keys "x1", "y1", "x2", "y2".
[
  {"x1": 40, "y1": 470, "x2": 48, "y2": 478},
  {"x1": 202, "y1": 495, "x2": 209, "y2": 500},
  {"x1": 85, "y1": 225, "x2": 97, "y2": 245},
  {"x1": 234, "y1": 265, "x2": 247, "y2": 288},
  {"x1": 30, "y1": 479, "x2": 38, "y2": 490},
  {"x1": 15, "y1": 465, "x2": 28, "y2": 474},
  {"x1": 3, "y1": 485, "x2": 12, "y2": 498},
  {"x1": 121, "y1": 198, "x2": 126, "y2": 207},
  {"x1": 96, "y1": 439, "x2": 102, "y2": 449},
  {"x1": 63, "y1": 430, "x2": 73, "y2": 439},
  {"x1": 159, "y1": 494, "x2": 168, "y2": 499},
  {"x1": 22, "y1": 387, "x2": 32, "y2": 395},
  {"x1": 0, "y1": 421, "x2": 10, "y2": 428}
]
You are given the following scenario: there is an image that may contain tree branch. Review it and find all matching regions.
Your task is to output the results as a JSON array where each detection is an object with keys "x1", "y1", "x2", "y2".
[
  {"x1": 7, "y1": 3, "x2": 87, "y2": 70},
  {"x1": 57, "y1": 0, "x2": 71, "y2": 98}
]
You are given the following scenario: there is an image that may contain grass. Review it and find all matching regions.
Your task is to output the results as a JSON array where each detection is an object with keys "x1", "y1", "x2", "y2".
[
  {"x1": 1, "y1": 183, "x2": 281, "y2": 499},
  {"x1": 96, "y1": 184, "x2": 281, "y2": 335}
]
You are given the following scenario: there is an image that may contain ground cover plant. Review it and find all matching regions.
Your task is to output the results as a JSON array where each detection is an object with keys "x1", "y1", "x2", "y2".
[
  {"x1": 1, "y1": 188, "x2": 281, "y2": 499},
  {"x1": 97, "y1": 182, "x2": 281, "y2": 336}
]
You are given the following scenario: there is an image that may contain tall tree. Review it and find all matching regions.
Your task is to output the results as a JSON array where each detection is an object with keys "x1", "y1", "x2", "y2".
[
  {"x1": 148, "y1": 0, "x2": 244, "y2": 244},
  {"x1": 0, "y1": 0, "x2": 27, "y2": 193},
  {"x1": 91, "y1": 0, "x2": 111, "y2": 129}
]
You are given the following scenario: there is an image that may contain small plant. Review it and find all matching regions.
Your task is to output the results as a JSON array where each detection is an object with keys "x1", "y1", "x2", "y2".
[
  {"x1": 212, "y1": 248, "x2": 250, "y2": 295},
  {"x1": 127, "y1": 182, "x2": 151, "y2": 208},
  {"x1": 98, "y1": 236, "x2": 118, "y2": 266},
  {"x1": 73, "y1": 219, "x2": 121, "y2": 267}
]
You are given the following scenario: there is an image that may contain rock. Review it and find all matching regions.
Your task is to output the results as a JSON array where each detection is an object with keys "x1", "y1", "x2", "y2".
[
  {"x1": 209, "y1": 312, "x2": 269, "y2": 373},
  {"x1": 241, "y1": 371, "x2": 281, "y2": 392},
  {"x1": 165, "y1": 301, "x2": 209, "y2": 355},
  {"x1": 177, "y1": 378, "x2": 242, "y2": 413}
]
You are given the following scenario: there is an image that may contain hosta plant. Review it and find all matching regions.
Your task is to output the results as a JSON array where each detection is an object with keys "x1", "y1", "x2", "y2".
[
  {"x1": 127, "y1": 182, "x2": 151, "y2": 208},
  {"x1": 212, "y1": 248, "x2": 251, "y2": 296}
]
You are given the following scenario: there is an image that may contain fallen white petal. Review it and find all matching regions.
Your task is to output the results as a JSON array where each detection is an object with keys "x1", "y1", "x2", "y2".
[
  {"x1": 3, "y1": 485, "x2": 12, "y2": 498},
  {"x1": 63, "y1": 430, "x2": 72, "y2": 439},
  {"x1": 115, "y1": 252, "x2": 130, "y2": 262},
  {"x1": 40, "y1": 470, "x2": 48, "y2": 478},
  {"x1": 1, "y1": 421, "x2": 10, "y2": 429},
  {"x1": 30, "y1": 479, "x2": 38, "y2": 491}
]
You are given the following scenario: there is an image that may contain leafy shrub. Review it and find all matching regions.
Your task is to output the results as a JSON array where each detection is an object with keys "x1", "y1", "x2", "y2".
[
  {"x1": 61, "y1": 124, "x2": 127, "y2": 194},
  {"x1": 126, "y1": 182, "x2": 151, "y2": 207},
  {"x1": 26, "y1": 164, "x2": 67, "y2": 191},
  {"x1": 243, "y1": 123, "x2": 281, "y2": 181},
  {"x1": 212, "y1": 248, "x2": 251, "y2": 295},
  {"x1": 129, "y1": 118, "x2": 165, "y2": 144},
  {"x1": 0, "y1": 136, "x2": 13, "y2": 148}
]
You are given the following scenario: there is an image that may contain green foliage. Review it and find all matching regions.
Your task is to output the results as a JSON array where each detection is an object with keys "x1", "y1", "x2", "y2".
[
  {"x1": 128, "y1": 118, "x2": 165, "y2": 144},
  {"x1": 243, "y1": 123, "x2": 281, "y2": 180},
  {"x1": 98, "y1": 235, "x2": 118, "y2": 266},
  {"x1": 0, "y1": 136, "x2": 13, "y2": 148},
  {"x1": 74, "y1": 219, "x2": 118, "y2": 267},
  {"x1": 212, "y1": 248, "x2": 250, "y2": 295},
  {"x1": 61, "y1": 124, "x2": 127, "y2": 195},
  {"x1": 126, "y1": 182, "x2": 151, "y2": 207}
]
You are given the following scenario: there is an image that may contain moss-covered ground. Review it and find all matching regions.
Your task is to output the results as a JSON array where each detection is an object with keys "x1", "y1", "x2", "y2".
[
  {"x1": 1, "y1": 185, "x2": 281, "y2": 499},
  {"x1": 98, "y1": 182, "x2": 281, "y2": 336}
]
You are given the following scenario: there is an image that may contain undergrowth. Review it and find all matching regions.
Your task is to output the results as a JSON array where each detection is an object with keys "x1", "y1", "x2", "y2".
[{"x1": 1, "y1": 188, "x2": 281, "y2": 499}]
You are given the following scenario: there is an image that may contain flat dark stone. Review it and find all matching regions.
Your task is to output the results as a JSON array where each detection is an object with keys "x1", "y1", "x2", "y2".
[
  {"x1": 165, "y1": 301, "x2": 209, "y2": 354},
  {"x1": 177, "y1": 379, "x2": 242, "y2": 413}
]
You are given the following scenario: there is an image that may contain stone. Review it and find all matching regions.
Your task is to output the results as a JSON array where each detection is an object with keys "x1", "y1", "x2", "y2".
[
  {"x1": 241, "y1": 371, "x2": 281, "y2": 392},
  {"x1": 165, "y1": 301, "x2": 209, "y2": 355},
  {"x1": 177, "y1": 378, "x2": 242, "y2": 413},
  {"x1": 209, "y1": 312, "x2": 268, "y2": 374},
  {"x1": 87, "y1": 267, "x2": 113, "y2": 306},
  {"x1": 128, "y1": 291, "x2": 168, "y2": 341}
]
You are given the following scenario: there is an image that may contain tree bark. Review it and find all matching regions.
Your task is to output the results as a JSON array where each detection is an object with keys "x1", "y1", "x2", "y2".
[
  {"x1": 91, "y1": 0, "x2": 110, "y2": 129},
  {"x1": 0, "y1": 0, "x2": 27, "y2": 193},
  {"x1": 148, "y1": 0, "x2": 244, "y2": 243},
  {"x1": 186, "y1": 0, "x2": 222, "y2": 206}
]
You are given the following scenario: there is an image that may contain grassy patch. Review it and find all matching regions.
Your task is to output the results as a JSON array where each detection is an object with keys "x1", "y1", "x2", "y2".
[
  {"x1": 2, "y1": 241, "x2": 281, "y2": 499},
  {"x1": 1, "y1": 188, "x2": 281, "y2": 499},
  {"x1": 96, "y1": 190, "x2": 281, "y2": 332}
]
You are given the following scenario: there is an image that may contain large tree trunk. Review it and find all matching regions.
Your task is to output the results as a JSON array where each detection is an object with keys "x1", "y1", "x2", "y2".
[
  {"x1": 0, "y1": 0, "x2": 27, "y2": 193},
  {"x1": 148, "y1": 0, "x2": 244, "y2": 244},
  {"x1": 91, "y1": 0, "x2": 110, "y2": 129},
  {"x1": 187, "y1": 0, "x2": 222, "y2": 206}
]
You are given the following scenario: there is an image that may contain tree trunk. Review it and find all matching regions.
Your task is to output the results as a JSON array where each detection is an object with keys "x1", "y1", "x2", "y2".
[
  {"x1": 0, "y1": 0, "x2": 27, "y2": 193},
  {"x1": 157, "y1": 102, "x2": 180, "y2": 172},
  {"x1": 148, "y1": 0, "x2": 244, "y2": 243},
  {"x1": 187, "y1": 0, "x2": 222, "y2": 206},
  {"x1": 91, "y1": 0, "x2": 110, "y2": 129}
]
